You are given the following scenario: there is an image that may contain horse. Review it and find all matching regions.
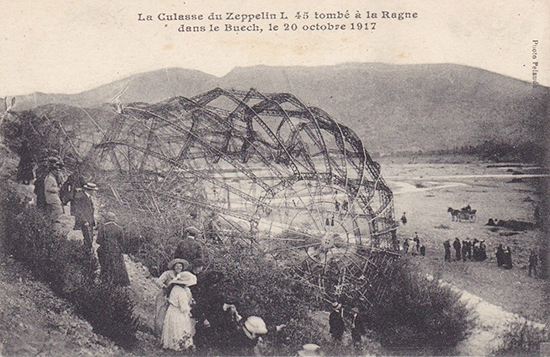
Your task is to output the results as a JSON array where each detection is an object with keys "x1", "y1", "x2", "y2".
[
  {"x1": 447, "y1": 207, "x2": 460, "y2": 221},
  {"x1": 449, "y1": 207, "x2": 477, "y2": 222}
]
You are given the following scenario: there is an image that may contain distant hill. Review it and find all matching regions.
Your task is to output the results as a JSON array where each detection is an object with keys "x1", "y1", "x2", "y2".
[{"x1": 9, "y1": 63, "x2": 550, "y2": 154}]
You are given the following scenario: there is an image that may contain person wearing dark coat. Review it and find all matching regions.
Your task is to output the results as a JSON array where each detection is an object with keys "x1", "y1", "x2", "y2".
[
  {"x1": 502, "y1": 246, "x2": 513, "y2": 269},
  {"x1": 496, "y1": 244, "x2": 505, "y2": 267},
  {"x1": 16, "y1": 141, "x2": 34, "y2": 185},
  {"x1": 453, "y1": 238, "x2": 462, "y2": 261},
  {"x1": 400, "y1": 212, "x2": 407, "y2": 225},
  {"x1": 479, "y1": 241, "x2": 488, "y2": 261},
  {"x1": 174, "y1": 226, "x2": 204, "y2": 268},
  {"x1": 413, "y1": 232, "x2": 420, "y2": 253},
  {"x1": 72, "y1": 183, "x2": 97, "y2": 252},
  {"x1": 329, "y1": 302, "x2": 345, "y2": 342},
  {"x1": 350, "y1": 307, "x2": 366, "y2": 350},
  {"x1": 96, "y1": 212, "x2": 130, "y2": 286},
  {"x1": 443, "y1": 240, "x2": 452, "y2": 262},
  {"x1": 189, "y1": 272, "x2": 227, "y2": 349},
  {"x1": 462, "y1": 240, "x2": 469, "y2": 262},
  {"x1": 60, "y1": 167, "x2": 86, "y2": 214}
]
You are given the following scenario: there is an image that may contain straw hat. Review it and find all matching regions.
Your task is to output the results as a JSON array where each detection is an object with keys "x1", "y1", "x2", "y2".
[
  {"x1": 83, "y1": 182, "x2": 98, "y2": 191},
  {"x1": 244, "y1": 316, "x2": 268, "y2": 335},
  {"x1": 167, "y1": 258, "x2": 190, "y2": 271},
  {"x1": 298, "y1": 344, "x2": 323, "y2": 357},
  {"x1": 169, "y1": 271, "x2": 197, "y2": 287},
  {"x1": 184, "y1": 226, "x2": 201, "y2": 236},
  {"x1": 331, "y1": 302, "x2": 342, "y2": 310}
]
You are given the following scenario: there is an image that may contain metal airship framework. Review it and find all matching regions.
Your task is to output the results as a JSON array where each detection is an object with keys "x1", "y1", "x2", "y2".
[{"x1": 6, "y1": 88, "x2": 400, "y2": 306}]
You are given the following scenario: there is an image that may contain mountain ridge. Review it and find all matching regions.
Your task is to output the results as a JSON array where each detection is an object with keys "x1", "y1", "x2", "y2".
[{"x1": 7, "y1": 63, "x2": 549, "y2": 154}]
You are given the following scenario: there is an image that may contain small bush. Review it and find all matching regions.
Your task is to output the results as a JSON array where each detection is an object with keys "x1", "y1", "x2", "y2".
[
  {"x1": 364, "y1": 258, "x2": 473, "y2": 350},
  {"x1": 193, "y1": 245, "x2": 322, "y2": 355},
  {"x1": 493, "y1": 319, "x2": 549, "y2": 356}
]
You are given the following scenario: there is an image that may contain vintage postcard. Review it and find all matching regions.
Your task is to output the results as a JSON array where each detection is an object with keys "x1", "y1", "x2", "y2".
[{"x1": 0, "y1": 0, "x2": 549, "y2": 356}]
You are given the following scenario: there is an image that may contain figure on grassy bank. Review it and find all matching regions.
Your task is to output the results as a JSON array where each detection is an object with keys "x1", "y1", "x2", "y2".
[
  {"x1": 329, "y1": 302, "x2": 345, "y2": 343},
  {"x1": 161, "y1": 271, "x2": 197, "y2": 351},
  {"x1": 96, "y1": 212, "x2": 130, "y2": 286},
  {"x1": 350, "y1": 307, "x2": 366, "y2": 350},
  {"x1": 36, "y1": 157, "x2": 64, "y2": 221},
  {"x1": 154, "y1": 259, "x2": 190, "y2": 337},
  {"x1": 453, "y1": 238, "x2": 462, "y2": 261},
  {"x1": 72, "y1": 183, "x2": 98, "y2": 253},
  {"x1": 16, "y1": 140, "x2": 34, "y2": 185},
  {"x1": 60, "y1": 158, "x2": 88, "y2": 215},
  {"x1": 496, "y1": 244, "x2": 505, "y2": 267},
  {"x1": 502, "y1": 246, "x2": 513, "y2": 269},
  {"x1": 443, "y1": 240, "x2": 452, "y2": 262}
]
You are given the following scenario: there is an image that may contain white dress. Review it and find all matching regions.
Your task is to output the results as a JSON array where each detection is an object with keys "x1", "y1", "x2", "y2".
[
  {"x1": 161, "y1": 284, "x2": 195, "y2": 351},
  {"x1": 154, "y1": 270, "x2": 176, "y2": 336}
]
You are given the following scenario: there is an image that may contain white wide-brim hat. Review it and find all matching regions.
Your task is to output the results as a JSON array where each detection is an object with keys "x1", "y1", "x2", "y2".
[{"x1": 169, "y1": 271, "x2": 197, "y2": 287}]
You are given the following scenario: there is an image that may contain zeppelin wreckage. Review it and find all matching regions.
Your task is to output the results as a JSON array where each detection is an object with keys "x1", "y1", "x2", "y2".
[{"x1": 3, "y1": 88, "x2": 399, "y2": 303}]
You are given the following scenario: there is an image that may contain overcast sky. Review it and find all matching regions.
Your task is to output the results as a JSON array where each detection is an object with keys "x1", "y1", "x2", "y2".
[{"x1": 0, "y1": 0, "x2": 549, "y2": 96}]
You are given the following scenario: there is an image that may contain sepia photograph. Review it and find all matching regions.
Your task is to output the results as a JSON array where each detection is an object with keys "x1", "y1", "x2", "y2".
[{"x1": 0, "y1": 0, "x2": 549, "y2": 356}]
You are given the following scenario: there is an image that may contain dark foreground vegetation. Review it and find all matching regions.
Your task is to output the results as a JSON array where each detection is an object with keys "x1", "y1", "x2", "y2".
[
  {"x1": 1, "y1": 174, "x2": 474, "y2": 355},
  {"x1": 0, "y1": 180, "x2": 138, "y2": 348}
]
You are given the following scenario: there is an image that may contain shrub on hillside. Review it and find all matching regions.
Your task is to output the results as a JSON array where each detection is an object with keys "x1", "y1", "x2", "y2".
[
  {"x1": 205, "y1": 245, "x2": 325, "y2": 355},
  {"x1": 493, "y1": 319, "x2": 549, "y2": 356},
  {"x1": 0, "y1": 182, "x2": 138, "y2": 348},
  {"x1": 364, "y1": 258, "x2": 473, "y2": 350}
]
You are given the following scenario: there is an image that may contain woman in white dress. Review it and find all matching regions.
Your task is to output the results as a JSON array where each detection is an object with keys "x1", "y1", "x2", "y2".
[
  {"x1": 154, "y1": 258, "x2": 189, "y2": 336},
  {"x1": 161, "y1": 271, "x2": 197, "y2": 351}
]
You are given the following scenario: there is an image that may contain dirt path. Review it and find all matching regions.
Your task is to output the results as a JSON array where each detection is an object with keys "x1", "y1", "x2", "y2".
[{"x1": 445, "y1": 281, "x2": 547, "y2": 356}]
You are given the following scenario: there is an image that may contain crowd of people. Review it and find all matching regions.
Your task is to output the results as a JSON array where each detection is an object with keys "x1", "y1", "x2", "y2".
[
  {"x1": 400, "y1": 232, "x2": 426, "y2": 256},
  {"x1": 19, "y1": 155, "x2": 131, "y2": 287},
  {"x1": 443, "y1": 237, "x2": 487, "y2": 262},
  {"x1": 153, "y1": 256, "x2": 289, "y2": 355}
]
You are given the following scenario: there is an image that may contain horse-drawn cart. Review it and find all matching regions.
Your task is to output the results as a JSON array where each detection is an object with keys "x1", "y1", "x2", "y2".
[{"x1": 448, "y1": 207, "x2": 477, "y2": 222}]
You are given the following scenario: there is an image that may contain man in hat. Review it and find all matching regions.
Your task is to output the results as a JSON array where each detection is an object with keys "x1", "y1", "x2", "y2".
[
  {"x1": 72, "y1": 182, "x2": 98, "y2": 252},
  {"x1": 174, "y1": 225, "x2": 204, "y2": 269},
  {"x1": 329, "y1": 302, "x2": 345, "y2": 343},
  {"x1": 224, "y1": 314, "x2": 285, "y2": 356},
  {"x1": 43, "y1": 158, "x2": 65, "y2": 221}
]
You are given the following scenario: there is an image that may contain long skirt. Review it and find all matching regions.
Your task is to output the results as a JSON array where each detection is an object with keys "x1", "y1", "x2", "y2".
[
  {"x1": 154, "y1": 292, "x2": 169, "y2": 337},
  {"x1": 161, "y1": 305, "x2": 195, "y2": 351}
]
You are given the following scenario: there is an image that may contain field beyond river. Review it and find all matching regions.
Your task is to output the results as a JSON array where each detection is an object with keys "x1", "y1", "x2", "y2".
[{"x1": 379, "y1": 156, "x2": 549, "y2": 325}]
